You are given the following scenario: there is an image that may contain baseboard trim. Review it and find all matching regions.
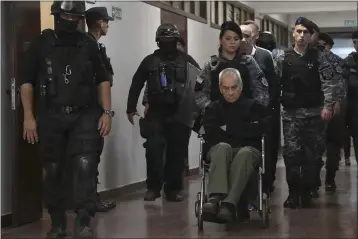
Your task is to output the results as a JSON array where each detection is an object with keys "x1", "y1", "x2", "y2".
[
  {"x1": 99, "y1": 167, "x2": 199, "y2": 200},
  {"x1": 1, "y1": 213, "x2": 12, "y2": 228}
]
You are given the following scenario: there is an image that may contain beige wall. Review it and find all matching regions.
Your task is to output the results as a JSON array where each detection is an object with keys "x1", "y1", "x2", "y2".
[{"x1": 40, "y1": 1, "x2": 54, "y2": 30}]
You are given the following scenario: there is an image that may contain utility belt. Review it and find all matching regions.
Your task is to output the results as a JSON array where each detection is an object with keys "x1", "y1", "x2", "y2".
[
  {"x1": 46, "y1": 104, "x2": 91, "y2": 114},
  {"x1": 281, "y1": 92, "x2": 323, "y2": 109}
]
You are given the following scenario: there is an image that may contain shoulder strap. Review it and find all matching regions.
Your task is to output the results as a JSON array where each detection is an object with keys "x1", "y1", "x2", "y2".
[
  {"x1": 209, "y1": 55, "x2": 220, "y2": 69},
  {"x1": 40, "y1": 29, "x2": 56, "y2": 45}
]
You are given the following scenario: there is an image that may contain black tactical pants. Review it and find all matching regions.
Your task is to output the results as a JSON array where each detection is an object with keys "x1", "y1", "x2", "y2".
[
  {"x1": 39, "y1": 107, "x2": 102, "y2": 225},
  {"x1": 95, "y1": 138, "x2": 104, "y2": 199},
  {"x1": 143, "y1": 117, "x2": 191, "y2": 194},
  {"x1": 264, "y1": 106, "x2": 281, "y2": 191},
  {"x1": 346, "y1": 106, "x2": 358, "y2": 164},
  {"x1": 282, "y1": 115, "x2": 326, "y2": 195},
  {"x1": 343, "y1": 127, "x2": 351, "y2": 159},
  {"x1": 325, "y1": 108, "x2": 346, "y2": 183}
]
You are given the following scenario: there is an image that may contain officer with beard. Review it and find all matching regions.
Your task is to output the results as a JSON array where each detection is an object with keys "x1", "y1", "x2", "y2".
[
  {"x1": 276, "y1": 17, "x2": 345, "y2": 209},
  {"x1": 126, "y1": 24, "x2": 199, "y2": 202},
  {"x1": 86, "y1": 6, "x2": 116, "y2": 212},
  {"x1": 20, "y1": 1, "x2": 112, "y2": 238},
  {"x1": 344, "y1": 30, "x2": 358, "y2": 166}
]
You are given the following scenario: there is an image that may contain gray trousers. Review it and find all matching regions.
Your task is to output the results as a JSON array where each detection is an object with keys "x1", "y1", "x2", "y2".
[{"x1": 207, "y1": 143, "x2": 261, "y2": 205}]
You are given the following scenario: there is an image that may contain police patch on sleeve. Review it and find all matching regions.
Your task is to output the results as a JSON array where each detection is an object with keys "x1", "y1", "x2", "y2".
[{"x1": 261, "y1": 77, "x2": 269, "y2": 87}]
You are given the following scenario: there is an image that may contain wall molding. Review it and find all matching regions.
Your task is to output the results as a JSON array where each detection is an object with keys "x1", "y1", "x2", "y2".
[
  {"x1": 1, "y1": 213, "x2": 12, "y2": 228},
  {"x1": 264, "y1": 14, "x2": 288, "y2": 28},
  {"x1": 99, "y1": 167, "x2": 199, "y2": 200}
]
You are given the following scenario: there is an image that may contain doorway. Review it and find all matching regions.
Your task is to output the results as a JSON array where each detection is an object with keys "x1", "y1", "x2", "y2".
[
  {"x1": 1, "y1": 1, "x2": 43, "y2": 227},
  {"x1": 161, "y1": 9, "x2": 188, "y2": 52}
]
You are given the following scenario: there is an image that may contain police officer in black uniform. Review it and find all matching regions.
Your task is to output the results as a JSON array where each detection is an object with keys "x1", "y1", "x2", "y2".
[
  {"x1": 85, "y1": 6, "x2": 116, "y2": 212},
  {"x1": 20, "y1": 1, "x2": 112, "y2": 238},
  {"x1": 126, "y1": 23, "x2": 198, "y2": 202}
]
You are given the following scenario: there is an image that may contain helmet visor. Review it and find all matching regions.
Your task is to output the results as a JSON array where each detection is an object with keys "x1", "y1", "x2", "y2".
[
  {"x1": 157, "y1": 28, "x2": 178, "y2": 38},
  {"x1": 61, "y1": 1, "x2": 75, "y2": 11}
]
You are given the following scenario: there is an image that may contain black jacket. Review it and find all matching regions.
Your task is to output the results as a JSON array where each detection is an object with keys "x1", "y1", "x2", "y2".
[
  {"x1": 126, "y1": 49, "x2": 199, "y2": 114},
  {"x1": 202, "y1": 97, "x2": 268, "y2": 150}
]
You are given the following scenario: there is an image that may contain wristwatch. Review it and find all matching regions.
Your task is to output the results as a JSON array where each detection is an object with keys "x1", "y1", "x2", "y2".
[{"x1": 103, "y1": 109, "x2": 115, "y2": 118}]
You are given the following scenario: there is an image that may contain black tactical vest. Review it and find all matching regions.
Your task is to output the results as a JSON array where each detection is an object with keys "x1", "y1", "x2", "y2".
[
  {"x1": 210, "y1": 56, "x2": 252, "y2": 101},
  {"x1": 37, "y1": 29, "x2": 96, "y2": 108},
  {"x1": 146, "y1": 52, "x2": 187, "y2": 114},
  {"x1": 280, "y1": 48, "x2": 323, "y2": 109}
]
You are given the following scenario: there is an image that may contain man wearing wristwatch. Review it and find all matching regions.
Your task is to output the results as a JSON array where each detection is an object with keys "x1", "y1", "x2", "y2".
[{"x1": 86, "y1": 7, "x2": 116, "y2": 212}]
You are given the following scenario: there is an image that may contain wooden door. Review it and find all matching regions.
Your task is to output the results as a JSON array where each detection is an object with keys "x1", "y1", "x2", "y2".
[
  {"x1": 161, "y1": 9, "x2": 188, "y2": 52},
  {"x1": 1, "y1": 1, "x2": 43, "y2": 226}
]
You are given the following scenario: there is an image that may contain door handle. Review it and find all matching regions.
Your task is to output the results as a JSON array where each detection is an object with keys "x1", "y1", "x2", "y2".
[{"x1": 11, "y1": 77, "x2": 16, "y2": 110}]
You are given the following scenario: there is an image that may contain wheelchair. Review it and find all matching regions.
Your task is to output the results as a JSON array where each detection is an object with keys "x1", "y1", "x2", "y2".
[{"x1": 194, "y1": 132, "x2": 270, "y2": 231}]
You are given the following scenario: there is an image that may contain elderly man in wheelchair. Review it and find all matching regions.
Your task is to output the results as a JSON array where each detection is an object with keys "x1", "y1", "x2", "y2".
[{"x1": 195, "y1": 68, "x2": 269, "y2": 227}]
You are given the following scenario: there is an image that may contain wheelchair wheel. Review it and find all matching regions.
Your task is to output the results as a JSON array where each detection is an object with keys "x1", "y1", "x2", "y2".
[
  {"x1": 197, "y1": 209, "x2": 204, "y2": 230},
  {"x1": 260, "y1": 199, "x2": 269, "y2": 228},
  {"x1": 196, "y1": 192, "x2": 204, "y2": 230}
]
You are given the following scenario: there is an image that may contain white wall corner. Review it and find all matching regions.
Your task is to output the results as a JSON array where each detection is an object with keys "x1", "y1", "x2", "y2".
[{"x1": 267, "y1": 14, "x2": 289, "y2": 27}]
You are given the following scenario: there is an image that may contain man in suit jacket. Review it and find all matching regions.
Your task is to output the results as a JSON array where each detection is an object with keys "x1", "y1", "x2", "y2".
[{"x1": 240, "y1": 24, "x2": 279, "y2": 193}]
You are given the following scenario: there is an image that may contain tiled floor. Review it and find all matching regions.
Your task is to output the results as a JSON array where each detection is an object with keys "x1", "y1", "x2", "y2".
[{"x1": 2, "y1": 159, "x2": 357, "y2": 238}]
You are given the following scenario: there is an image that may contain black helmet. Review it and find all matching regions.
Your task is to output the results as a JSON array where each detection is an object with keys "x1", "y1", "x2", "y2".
[
  {"x1": 257, "y1": 31, "x2": 277, "y2": 52},
  {"x1": 51, "y1": 1, "x2": 85, "y2": 17},
  {"x1": 155, "y1": 23, "x2": 180, "y2": 42}
]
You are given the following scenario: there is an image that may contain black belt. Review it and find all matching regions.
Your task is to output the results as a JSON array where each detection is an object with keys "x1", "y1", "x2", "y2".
[{"x1": 49, "y1": 105, "x2": 89, "y2": 114}]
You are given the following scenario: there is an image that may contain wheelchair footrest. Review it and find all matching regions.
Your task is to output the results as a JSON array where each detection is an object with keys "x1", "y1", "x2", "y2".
[{"x1": 202, "y1": 214, "x2": 230, "y2": 224}]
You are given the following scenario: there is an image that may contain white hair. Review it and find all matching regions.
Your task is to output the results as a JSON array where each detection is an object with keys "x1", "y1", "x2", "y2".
[{"x1": 218, "y1": 68, "x2": 243, "y2": 89}]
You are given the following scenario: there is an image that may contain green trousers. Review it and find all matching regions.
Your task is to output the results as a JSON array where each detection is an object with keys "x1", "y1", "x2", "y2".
[{"x1": 207, "y1": 143, "x2": 261, "y2": 205}]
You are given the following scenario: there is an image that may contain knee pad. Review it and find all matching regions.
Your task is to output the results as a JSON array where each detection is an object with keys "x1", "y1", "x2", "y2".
[
  {"x1": 74, "y1": 155, "x2": 97, "y2": 178},
  {"x1": 44, "y1": 162, "x2": 62, "y2": 181}
]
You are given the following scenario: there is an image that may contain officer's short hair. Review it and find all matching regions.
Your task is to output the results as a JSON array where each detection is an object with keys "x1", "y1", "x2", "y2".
[
  {"x1": 218, "y1": 68, "x2": 243, "y2": 89},
  {"x1": 243, "y1": 20, "x2": 259, "y2": 31},
  {"x1": 86, "y1": 18, "x2": 97, "y2": 29}
]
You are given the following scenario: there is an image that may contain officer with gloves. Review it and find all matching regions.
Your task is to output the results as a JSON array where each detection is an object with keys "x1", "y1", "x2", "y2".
[
  {"x1": 85, "y1": 6, "x2": 116, "y2": 212},
  {"x1": 276, "y1": 17, "x2": 345, "y2": 209},
  {"x1": 126, "y1": 23, "x2": 199, "y2": 202},
  {"x1": 20, "y1": 1, "x2": 112, "y2": 238}
]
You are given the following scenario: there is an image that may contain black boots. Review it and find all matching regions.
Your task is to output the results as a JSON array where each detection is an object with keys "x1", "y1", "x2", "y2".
[
  {"x1": 96, "y1": 199, "x2": 116, "y2": 212},
  {"x1": 47, "y1": 214, "x2": 67, "y2": 239},
  {"x1": 73, "y1": 215, "x2": 93, "y2": 239},
  {"x1": 283, "y1": 189, "x2": 312, "y2": 209}
]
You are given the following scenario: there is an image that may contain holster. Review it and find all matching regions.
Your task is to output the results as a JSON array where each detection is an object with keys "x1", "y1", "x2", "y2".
[{"x1": 139, "y1": 117, "x2": 160, "y2": 139}]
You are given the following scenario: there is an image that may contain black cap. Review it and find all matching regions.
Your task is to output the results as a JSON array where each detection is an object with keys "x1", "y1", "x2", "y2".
[
  {"x1": 308, "y1": 20, "x2": 320, "y2": 33},
  {"x1": 86, "y1": 7, "x2": 114, "y2": 21},
  {"x1": 294, "y1": 17, "x2": 314, "y2": 34},
  {"x1": 318, "y1": 32, "x2": 334, "y2": 46},
  {"x1": 220, "y1": 21, "x2": 242, "y2": 39}
]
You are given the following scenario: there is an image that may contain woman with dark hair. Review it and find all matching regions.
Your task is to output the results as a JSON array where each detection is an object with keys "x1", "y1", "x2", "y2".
[{"x1": 194, "y1": 21, "x2": 269, "y2": 112}]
